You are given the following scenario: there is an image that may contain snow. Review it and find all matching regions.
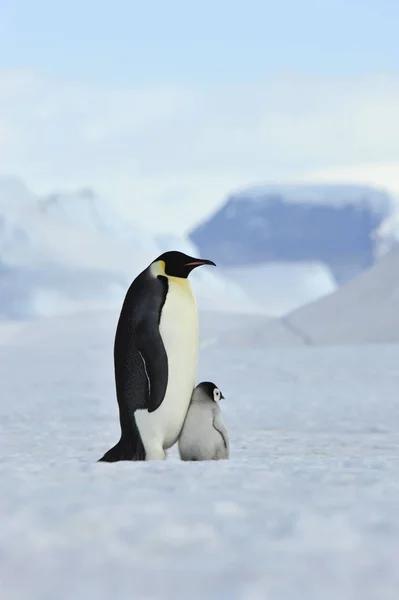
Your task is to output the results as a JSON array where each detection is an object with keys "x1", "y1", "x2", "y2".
[
  {"x1": 40, "y1": 188, "x2": 160, "y2": 252},
  {"x1": 0, "y1": 177, "x2": 263, "y2": 319},
  {"x1": 281, "y1": 247, "x2": 399, "y2": 345},
  {"x1": 374, "y1": 209, "x2": 399, "y2": 257},
  {"x1": 221, "y1": 261, "x2": 337, "y2": 317},
  {"x1": 1, "y1": 309, "x2": 399, "y2": 599},
  {"x1": 0, "y1": 176, "x2": 35, "y2": 207},
  {"x1": 229, "y1": 183, "x2": 394, "y2": 214},
  {"x1": 0, "y1": 177, "x2": 158, "y2": 279}
]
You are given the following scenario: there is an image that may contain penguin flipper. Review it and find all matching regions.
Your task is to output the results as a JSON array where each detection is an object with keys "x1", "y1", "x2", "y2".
[
  {"x1": 114, "y1": 273, "x2": 169, "y2": 416},
  {"x1": 212, "y1": 410, "x2": 229, "y2": 451},
  {"x1": 135, "y1": 319, "x2": 168, "y2": 413},
  {"x1": 114, "y1": 326, "x2": 168, "y2": 417}
]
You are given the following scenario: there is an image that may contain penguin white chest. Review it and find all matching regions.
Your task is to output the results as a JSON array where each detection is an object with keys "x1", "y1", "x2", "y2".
[{"x1": 135, "y1": 278, "x2": 198, "y2": 453}]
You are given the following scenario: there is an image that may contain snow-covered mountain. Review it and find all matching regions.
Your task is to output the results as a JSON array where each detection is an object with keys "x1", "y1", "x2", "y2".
[
  {"x1": 278, "y1": 247, "x2": 399, "y2": 345},
  {"x1": 374, "y1": 206, "x2": 399, "y2": 257},
  {"x1": 0, "y1": 177, "x2": 264, "y2": 319},
  {"x1": 221, "y1": 260, "x2": 337, "y2": 317},
  {"x1": 39, "y1": 188, "x2": 160, "y2": 253},
  {"x1": 190, "y1": 183, "x2": 395, "y2": 285}
]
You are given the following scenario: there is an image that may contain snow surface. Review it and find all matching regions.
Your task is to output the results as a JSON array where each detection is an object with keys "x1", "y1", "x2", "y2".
[
  {"x1": 1, "y1": 309, "x2": 399, "y2": 599},
  {"x1": 221, "y1": 261, "x2": 337, "y2": 317}
]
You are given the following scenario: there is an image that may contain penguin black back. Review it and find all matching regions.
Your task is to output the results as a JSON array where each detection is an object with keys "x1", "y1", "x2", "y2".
[{"x1": 98, "y1": 268, "x2": 169, "y2": 462}]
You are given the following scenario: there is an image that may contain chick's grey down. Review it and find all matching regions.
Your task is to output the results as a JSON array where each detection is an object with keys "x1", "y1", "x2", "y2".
[{"x1": 178, "y1": 382, "x2": 229, "y2": 461}]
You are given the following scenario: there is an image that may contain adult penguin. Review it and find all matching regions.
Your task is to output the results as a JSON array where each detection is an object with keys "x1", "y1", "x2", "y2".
[{"x1": 98, "y1": 250, "x2": 216, "y2": 462}]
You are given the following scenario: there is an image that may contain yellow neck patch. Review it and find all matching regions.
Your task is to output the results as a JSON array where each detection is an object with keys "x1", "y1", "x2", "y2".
[
  {"x1": 167, "y1": 274, "x2": 192, "y2": 292},
  {"x1": 151, "y1": 260, "x2": 166, "y2": 276},
  {"x1": 150, "y1": 260, "x2": 192, "y2": 294}
]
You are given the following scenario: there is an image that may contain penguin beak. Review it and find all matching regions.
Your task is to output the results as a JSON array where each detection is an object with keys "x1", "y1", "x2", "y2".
[
  {"x1": 220, "y1": 393, "x2": 225, "y2": 400},
  {"x1": 185, "y1": 258, "x2": 216, "y2": 267}
]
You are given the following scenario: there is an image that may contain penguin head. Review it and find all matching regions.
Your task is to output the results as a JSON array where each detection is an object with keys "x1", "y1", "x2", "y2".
[
  {"x1": 153, "y1": 251, "x2": 216, "y2": 279},
  {"x1": 196, "y1": 381, "x2": 225, "y2": 402}
]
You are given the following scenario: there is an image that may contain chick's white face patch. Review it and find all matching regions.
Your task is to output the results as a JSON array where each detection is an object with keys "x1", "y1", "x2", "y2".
[{"x1": 213, "y1": 388, "x2": 221, "y2": 402}]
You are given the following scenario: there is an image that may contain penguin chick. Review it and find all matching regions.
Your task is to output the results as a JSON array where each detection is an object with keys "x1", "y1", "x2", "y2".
[{"x1": 178, "y1": 382, "x2": 229, "y2": 461}]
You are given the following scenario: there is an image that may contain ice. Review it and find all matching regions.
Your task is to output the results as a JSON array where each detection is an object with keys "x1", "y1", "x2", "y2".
[
  {"x1": 1, "y1": 309, "x2": 399, "y2": 599},
  {"x1": 229, "y1": 183, "x2": 394, "y2": 212},
  {"x1": 0, "y1": 177, "x2": 263, "y2": 319},
  {"x1": 281, "y1": 247, "x2": 399, "y2": 344},
  {"x1": 189, "y1": 182, "x2": 392, "y2": 287},
  {"x1": 221, "y1": 261, "x2": 338, "y2": 316},
  {"x1": 375, "y1": 208, "x2": 399, "y2": 257}
]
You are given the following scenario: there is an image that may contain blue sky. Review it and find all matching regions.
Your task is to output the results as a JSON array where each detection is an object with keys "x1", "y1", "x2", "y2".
[
  {"x1": 1, "y1": 0, "x2": 399, "y2": 232},
  {"x1": 1, "y1": 0, "x2": 398, "y2": 83}
]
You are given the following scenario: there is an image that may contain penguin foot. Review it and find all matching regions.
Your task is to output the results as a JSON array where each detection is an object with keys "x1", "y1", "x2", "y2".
[{"x1": 98, "y1": 436, "x2": 146, "y2": 462}]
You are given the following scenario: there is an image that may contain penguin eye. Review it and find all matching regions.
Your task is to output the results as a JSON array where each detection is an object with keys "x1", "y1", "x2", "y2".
[{"x1": 214, "y1": 388, "x2": 220, "y2": 401}]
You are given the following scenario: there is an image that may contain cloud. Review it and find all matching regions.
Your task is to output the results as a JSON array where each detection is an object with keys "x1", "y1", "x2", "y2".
[
  {"x1": 1, "y1": 68, "x2": 399, "y2": 232},
  {"x1": 302, "y1": 162, "x2": 399, "y2": 198}
]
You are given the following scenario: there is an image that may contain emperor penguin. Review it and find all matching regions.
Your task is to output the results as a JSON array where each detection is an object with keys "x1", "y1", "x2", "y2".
[
  {"x1": 178, "y1": 382, "x2": 229, "y2": 461},
  {"x1": 98, "y1": 250, "x2": 216, "y2": 462}
]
